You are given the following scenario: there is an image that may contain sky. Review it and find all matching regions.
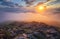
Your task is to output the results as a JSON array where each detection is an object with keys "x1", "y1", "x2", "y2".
[
  {"x1": 11, "y1": 0, "x2": 44, "y2": 6},
  {"x1": 11, "y1": 0, "x2": 60, "y2": 7},
  {"x1": 0, "y1": 0, "x2": 60, "y2": 7},
  {"x1": 0, "y1": 0, "x2": 60, "y2": 26}
]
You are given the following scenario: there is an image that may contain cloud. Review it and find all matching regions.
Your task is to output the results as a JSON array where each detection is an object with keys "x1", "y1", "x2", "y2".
[
  {"x1": 45, "y1": 8, "x2": 60, "y2": 14},
  {"x1": 46, "y1": 0, "x2": 60, "y2": 5},
  {"x1": 52, "y1": 8, "x2": 60, "y2": 13},
  {"x1": 0, "y1": 0, "x2": 3, "y2": 1},
  {"x1": 54, "y1": 0, "x2": 60, "y2": 3},
  {"x1": 44, "y1": 0, "x2": 57, "y2": 5},
  {"x1": 4, "y1": 0, "x2": 11, "y2": 2},
  {"x1": 22, "y1": 0, "x2": 35, "y2": 6},
  {"x1": 0, "y1": 6, "x2": 60, "y2": 26},
  {"x1": 0, "y1": 0, "x2": 11, "y2": 2},
  {"x1": 0, "y1": 7, "x2": 20, "y2": 13},
  {"x1": 42, "y1": 8, "x2": 60, "y2": 21},
  {"x1": 0, "y1": 0, "x2": 60, "y2": 26},
  {"x1": 1, "y1": 2, "x2": 15, "y2": 7},
  {"x1": 0, "y1": 0, "x2": 19, "y2": 7},
  {"x1": 0, "y1": 6, "x2": 36, "y2": 13},
  {"x1": 0, "y1": 0, "x2": 35, "y2": 13}
]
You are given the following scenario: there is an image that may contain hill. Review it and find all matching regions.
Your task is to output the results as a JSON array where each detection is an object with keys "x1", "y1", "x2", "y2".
[{"x1": 0, "y1": 21, "x2": 60, "y2": 39}]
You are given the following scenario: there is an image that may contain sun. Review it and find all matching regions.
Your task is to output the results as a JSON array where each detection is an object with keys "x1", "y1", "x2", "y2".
[
  {"x1": 38, "y1": 6, "x2": 46, "y2": 12},
  {"x1": 39, "y1": 6, "x2": 45, "y2": 10},
  {"x1": 35, "y1": 5, "x2": 46, "y2": 12}
]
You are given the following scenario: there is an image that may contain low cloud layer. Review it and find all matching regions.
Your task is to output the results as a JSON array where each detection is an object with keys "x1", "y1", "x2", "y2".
[{"x1": 0, "y1": 7, "x2": 60, "y2": 26}]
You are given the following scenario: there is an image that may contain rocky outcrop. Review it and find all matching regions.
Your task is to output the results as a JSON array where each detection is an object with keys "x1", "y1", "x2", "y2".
[{"x1": 0, "y1": 21, "x2": 60, "y2": 39}]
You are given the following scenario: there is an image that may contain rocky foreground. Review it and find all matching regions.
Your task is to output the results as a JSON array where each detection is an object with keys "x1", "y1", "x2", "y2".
[{"x1": 0, "y1": 21, "x2": 60, "y2": 39}]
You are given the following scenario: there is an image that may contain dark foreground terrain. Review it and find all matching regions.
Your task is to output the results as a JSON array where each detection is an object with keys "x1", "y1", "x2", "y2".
[{"x1": 0, "y1": 21, "x2": 60, "y2": 39}]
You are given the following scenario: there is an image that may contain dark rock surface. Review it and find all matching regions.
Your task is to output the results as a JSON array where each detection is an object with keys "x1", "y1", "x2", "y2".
[{"x1": 0, "y1": 21, "x2": 60, "y2": 39}]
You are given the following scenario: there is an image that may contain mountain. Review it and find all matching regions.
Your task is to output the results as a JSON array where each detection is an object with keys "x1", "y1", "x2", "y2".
[{"x1": 0, "y1": 21, "x2": 60, "y2": 39}]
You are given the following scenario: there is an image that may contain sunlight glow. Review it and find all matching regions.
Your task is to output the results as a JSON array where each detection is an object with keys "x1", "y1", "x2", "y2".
[
  {"x1": 36, "y1": 5, "x2": 46, "y2": 13},
  {"x1": 39, "y1": 6, "x2": 45, "y2": 11}
]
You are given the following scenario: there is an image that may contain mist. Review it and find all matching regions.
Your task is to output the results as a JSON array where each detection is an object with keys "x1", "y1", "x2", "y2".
[
  {"x1": 0, "y1": 11, "x2": 60, "y2": 26},
  {"x1": 0, "y1": 6, "x2": 60, "y2": 26}
]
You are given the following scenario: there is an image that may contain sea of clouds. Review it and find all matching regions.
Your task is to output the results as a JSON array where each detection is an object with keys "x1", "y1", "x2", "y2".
[{"x1": 0, "y1": 0, "x2": 60, "y2": 26}]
